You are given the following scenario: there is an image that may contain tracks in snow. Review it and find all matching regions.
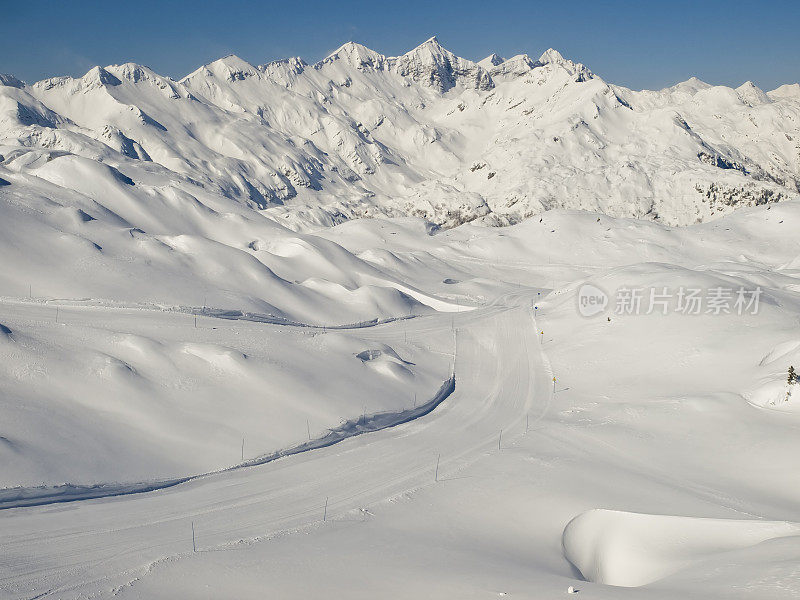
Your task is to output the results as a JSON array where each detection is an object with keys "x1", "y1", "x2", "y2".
[{"x1": 0, "y1": 297, "x2": 549, "y2": 600}]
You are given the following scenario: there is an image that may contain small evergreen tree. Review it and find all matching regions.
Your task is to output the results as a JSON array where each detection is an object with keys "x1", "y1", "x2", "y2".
[{"x1": 789, "y1": 366, "x2": 797, "y2": 385}]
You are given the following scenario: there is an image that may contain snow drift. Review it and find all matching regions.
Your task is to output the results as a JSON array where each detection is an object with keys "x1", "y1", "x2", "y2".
[{"x1": 563, "y1": 509, "x2": 800, "y2": 587}]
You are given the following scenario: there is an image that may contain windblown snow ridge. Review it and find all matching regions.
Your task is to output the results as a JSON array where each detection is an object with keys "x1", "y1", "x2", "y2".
[
  {"x1": 0, "y1": 376, "x2": 455, "y2": 510},
  {"x1": 199, "y1": 307, "x2": 413, "y2": 329},
  {"x1": 562, "y1": 508, "x2": 800, "y2": 587}
]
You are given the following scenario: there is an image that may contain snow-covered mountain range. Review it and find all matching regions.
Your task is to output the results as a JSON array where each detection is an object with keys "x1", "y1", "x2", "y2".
[{"x1": 1, "y1": 36, "x2": 798, "y2": 233}]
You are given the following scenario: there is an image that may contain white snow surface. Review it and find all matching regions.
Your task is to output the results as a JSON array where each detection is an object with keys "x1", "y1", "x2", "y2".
[
  {"x1": 563, "y1": 509, "x2": 800, "y2": 587},
  {"x1": 2, "y1": 198, "x2": 800, "y2": 597}
]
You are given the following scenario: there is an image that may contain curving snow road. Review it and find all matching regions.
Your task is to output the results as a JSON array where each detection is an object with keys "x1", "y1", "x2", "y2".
[{"x1": 0, "y1": 295, "x2": 549, "y2": 599}]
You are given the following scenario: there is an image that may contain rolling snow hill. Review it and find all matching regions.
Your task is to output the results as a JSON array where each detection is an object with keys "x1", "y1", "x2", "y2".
[{"x1": 4, "y1": 200, "x2": 800, "y2": 599}]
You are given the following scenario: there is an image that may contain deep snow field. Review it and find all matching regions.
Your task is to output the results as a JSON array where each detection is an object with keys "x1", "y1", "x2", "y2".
[{"x1": 3, "y1": 196, "x2": 800, "y2": 598}]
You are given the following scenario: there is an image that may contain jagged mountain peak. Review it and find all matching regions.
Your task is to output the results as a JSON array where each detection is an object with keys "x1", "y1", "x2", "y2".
[
  {"x1": 98, "y1": 63, "x2": 189, "y2": 102},
  {"x1": 81, "y1": 66, "x2": 123, "y2": 88},
  {"x1": 391, "y1": 36, "x2": 493, "y2": 92},
  {"x1": 214, "y1": 54, "x2": 257, "y2": 69},
  {"x1": 105, "y1": 63, "x2": 173, "y2": 85},
  {"x1": 259, "y1": 56, "x2": 307, "y2": 82},
  {"x1": 537, "y1": 48, "x2": 593, "y2": 82},
  {"x1": 107, "y1": 62, "x2": 159, "y2": 78},
  {"x1": 478, "y1": 54, "x2": 506, "y2": 69},
  {"x1": 736, "y1": 80, "x2": 772, "y2": 105},
  {"x1": 538, "y1": 48, "x2": 566, "y2": 65},
  {"x1": 684, "y1": 76, "x2": 709, "y2": 86},
  {"x1": 0, "y1": 74, "x2": 25, "y2": 88},
  {"x1": 399, "y1": 35, "x2": 457, "y2": 61},
  {"x1": 668, "y1": 76, "x2": 711, "y2": 92},
  {"x1": 263, "y1": 56, "x2": 307, "y2": 70},
  {"x1": 321, "y1": 41, "x2": 387, "y2": 70},
  {"x1": 488, "y1": 54, "x2": 537, "y2": 78},
  {"x1": 418, "y1": 35, "x2": 442, "y2": 48},
  {"x1": 183, "y1": 54, "x2": 261, "y2": 84}
]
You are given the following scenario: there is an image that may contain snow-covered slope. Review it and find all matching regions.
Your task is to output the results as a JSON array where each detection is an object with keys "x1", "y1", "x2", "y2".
[
  {"x1": 5, "y1": 199, "x2": 800, "y2": 599},
  {"x1": 1, "y1": 37, "x2": 797, "y2": 235}
]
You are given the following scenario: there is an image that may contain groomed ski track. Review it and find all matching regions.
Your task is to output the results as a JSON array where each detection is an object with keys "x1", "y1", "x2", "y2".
[{"x1": 0, "y1": 290, "x2": 550, "y2": 599}]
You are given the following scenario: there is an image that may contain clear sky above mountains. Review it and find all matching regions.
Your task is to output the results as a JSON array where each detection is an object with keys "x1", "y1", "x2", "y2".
[{"x1": 3, "y1": 0, "x2": 798, "y2": 91}]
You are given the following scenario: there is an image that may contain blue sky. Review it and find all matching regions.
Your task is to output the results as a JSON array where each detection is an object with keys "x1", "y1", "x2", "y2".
[{"x1": 3, "y1": 0, "x2": 798, "y2": 90}]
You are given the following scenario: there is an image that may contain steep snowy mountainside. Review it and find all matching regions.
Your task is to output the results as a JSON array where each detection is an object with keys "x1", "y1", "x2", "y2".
[
  {"x1": 320, "y1": 42, "x2": 389, "y2": 71},
  {"x1": 736, "y1": 80, "x2": 773, "y2": 106},
  {"x1": 615, "y1": 76, "x2": 800, "y2": 199},
  {"x1": 478, "y1": 53, "x2": 506, "y2": 69},
  {"x1": 0, "y1": 143, "x2": 455, "y2": 327},
  {"x1": 0, "y1": 36, "x2": 798, "y2": 244},
  {"x1": 389, "y1": 36, "x2": 493, "y2": 92},
  {"x1": 486, "y1": 54, "x2": 537, "y2": 80}
]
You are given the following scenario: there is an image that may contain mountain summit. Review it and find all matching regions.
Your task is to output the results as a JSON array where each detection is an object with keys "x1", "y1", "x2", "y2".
[
  {"x1": 322, "y1": 42, "x2": 388, "y2": 70},
  {"x1": 391, "y1": 36, "x2": 493, "y2": 91}
]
